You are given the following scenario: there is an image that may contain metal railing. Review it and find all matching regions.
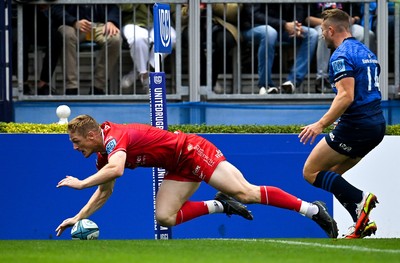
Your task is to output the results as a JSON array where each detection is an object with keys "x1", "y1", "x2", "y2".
[
  {"x1": 1, "y1": 0, "x2": 13, "y2": 121},
  {"x1": 12, "y1": 0, "x2": 399, "y2": 102}
]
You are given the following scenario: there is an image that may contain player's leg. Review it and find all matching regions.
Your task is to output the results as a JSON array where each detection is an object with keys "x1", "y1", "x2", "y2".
[
  {"x1": 210, "y1": 161, "x2": 311, "y2": 212},
  {"x1": 156, "y1": 179, "x2": 240, "y2": 226},
  {"x1": 303, "y1": 137, "x2": 358, "y2": 183},
  {"x1": 155, "y1": 177, "x2": 252, "y2": 226},
  {"x1": 209, "y1": 161, "x2": 338, "y2": 238},
  {"x1": 155, "y1": 179, "x2": 201, "y2": 227},
  {"x1": 303, "y1": 137, "x2": 377, "y2": 238},
  {"x1": 303, "y1": 137, "x2": 363, "y2": 217}
]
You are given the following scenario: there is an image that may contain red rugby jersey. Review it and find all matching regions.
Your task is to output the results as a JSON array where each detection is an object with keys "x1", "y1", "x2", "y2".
[{"x1": 96, "y1": 121, "x2": 186, "y2": 171}]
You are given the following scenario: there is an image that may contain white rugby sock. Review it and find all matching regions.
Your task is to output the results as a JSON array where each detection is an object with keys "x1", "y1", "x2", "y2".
[
  {"x1": 299, "y1": 201, "x2": 319, "y2": 218},
  {"x1": 205, "y1": 200, "x2": 224, "y2": 214}
]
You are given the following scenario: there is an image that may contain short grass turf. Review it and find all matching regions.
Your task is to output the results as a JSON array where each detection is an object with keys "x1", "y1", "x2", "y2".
[{"x1": 0, "y1": 238, "x2": 399, "y2": 263}]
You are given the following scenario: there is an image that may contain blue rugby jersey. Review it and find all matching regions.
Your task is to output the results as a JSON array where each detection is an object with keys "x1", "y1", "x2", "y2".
[{"x1": 328, "y1": 37, "x2": 386, "y2": 126}]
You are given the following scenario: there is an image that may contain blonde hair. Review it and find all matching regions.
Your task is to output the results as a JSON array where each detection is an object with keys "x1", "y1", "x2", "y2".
[
  {"x1": 321, "y1": 9, "x2": 351, "y2": 33},
  {"x1": 67, "y1": 114, "x2": 101, "y2": 137}
]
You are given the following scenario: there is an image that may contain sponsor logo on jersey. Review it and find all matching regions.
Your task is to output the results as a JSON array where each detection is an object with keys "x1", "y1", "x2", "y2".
[
  {"x1": 362, "y1": 58, "x2": 379, "y2": 64},
  {"x1": 105, "y1": 139, "x2": 116, "y2": 154},
  {"x1": 332, "y1": 59, "x2": 345, "y2": 75}
]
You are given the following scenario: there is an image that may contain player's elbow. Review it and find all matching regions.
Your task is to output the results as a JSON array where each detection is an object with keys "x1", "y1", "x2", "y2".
[
  {"x1": 98, "y1": 180, "x2": 115, "y2": 199},
  {"x1": 114, "y1": 167, "x2": 124, "y2": 178},
  {"x1": 109, "y1": 165, "x2": 124, "y2": 179},
  {"x1": 100, "y1": 187, "x2": 113, "y2": 200}
]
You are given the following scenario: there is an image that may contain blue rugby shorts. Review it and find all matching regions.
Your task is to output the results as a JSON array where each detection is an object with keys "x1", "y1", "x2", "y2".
[{"x1": 325, "y1": 122, "x2": 386, "y2": 158}]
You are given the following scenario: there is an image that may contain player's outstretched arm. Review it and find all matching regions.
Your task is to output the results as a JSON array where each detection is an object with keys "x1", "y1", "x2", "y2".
[
  {"x1": 56, "y1": 151, "x2": 126, "y2": 190},
  {"x1": 299, "y1": 78, "x2": 354, "y2": 145},
  {"x1": 55, "y1": 180, "x2": 115, "y2": 237}
]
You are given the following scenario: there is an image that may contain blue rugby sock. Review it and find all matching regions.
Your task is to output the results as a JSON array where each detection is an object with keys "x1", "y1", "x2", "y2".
[{"x1": 313, "y1": 171, "x2": 363, "y2": 222}]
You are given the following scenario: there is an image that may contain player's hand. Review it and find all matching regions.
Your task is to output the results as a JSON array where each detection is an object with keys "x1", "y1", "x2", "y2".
[
  {"x1": 57, "y1": 175, "x2": 84, "y2": 189},
  {"x1": 55, "y1": 217, "x2": 77, "y2": 237},
  {"x1": 299, "y1": 122, "x2": 324, "y2": 145}
]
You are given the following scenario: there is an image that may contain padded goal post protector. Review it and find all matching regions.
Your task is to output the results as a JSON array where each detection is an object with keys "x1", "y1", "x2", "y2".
[
  {"x1": 150, "y1": 3, "x2": 173, "y2": 240},
  {"x1": 149, "y1": 72, "x2": 171, "y2": 240}
]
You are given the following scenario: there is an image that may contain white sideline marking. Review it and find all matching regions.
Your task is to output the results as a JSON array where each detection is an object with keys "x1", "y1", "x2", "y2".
[
  {"x1": 212, "y1": 239, "x2": 400, "y2": 254},
  {"x1": 263, "y1": 239, "x2": 400, "y2": 254}
]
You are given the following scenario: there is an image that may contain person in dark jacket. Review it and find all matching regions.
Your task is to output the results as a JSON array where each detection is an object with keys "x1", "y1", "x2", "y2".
[
  {"x1": 12, "y1": 4, "x2": 61, "y2": 95},
  {"x1": 52, "y1": 4, "x2": 122, "y2": 95}
]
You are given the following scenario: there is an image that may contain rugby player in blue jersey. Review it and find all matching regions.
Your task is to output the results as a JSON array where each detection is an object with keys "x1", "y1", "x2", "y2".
[{"x1": 298, "y1": 9, "x2": 385, "y2": 239}]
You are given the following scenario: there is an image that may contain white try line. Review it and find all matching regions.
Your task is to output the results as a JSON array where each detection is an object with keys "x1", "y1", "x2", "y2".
[{"x1": 211, "y1": 239, "x2": 400, "y2": 254}]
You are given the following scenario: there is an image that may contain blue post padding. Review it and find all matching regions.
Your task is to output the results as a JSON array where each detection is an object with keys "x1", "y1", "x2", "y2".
[
  {"x1": 149, "y1": 72, "x2": 168, "y2": 130},
  {"x1": 149, "y1": 71, "x2": 172, "y2": 239}
]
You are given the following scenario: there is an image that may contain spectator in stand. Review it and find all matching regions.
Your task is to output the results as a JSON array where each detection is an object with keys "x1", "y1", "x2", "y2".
[
  {"x1": 52, "y1": 4, "x2": 122, "y2": 95},
  {"x1": 240, "y1": 3, "x2": 278, "y2": 95},
  {"x1": 306, "y1": 2, "x2": 376, "y2": 92},
  {"x1": 267, "y1": 3, "x2": 318, "y2": 94},
  {"x1": 13, "y1": 3, "x2": 61, "y2": 95},
  {"x1": 182, "y1": 3, "x2": 242, "y2": 94},
  {"x1": 119, "y1": 4, "x2": 177, "y2": 93}
]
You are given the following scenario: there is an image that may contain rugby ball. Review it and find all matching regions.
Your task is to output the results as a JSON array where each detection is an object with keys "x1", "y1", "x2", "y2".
[{"x1": 71, "y1": 219, "x2": 99, "y2": 240}]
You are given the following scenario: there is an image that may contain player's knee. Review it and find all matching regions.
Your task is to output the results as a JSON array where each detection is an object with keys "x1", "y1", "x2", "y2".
[
  {"x1": 232, "y1": 188, "x2": 258, "y2": 204},
  {"x1": 303, "y1": 167, "x2": 317, "y2": 184},
  {"x1": 155, "y1": 212, "x2": 175, "y2": 227}
]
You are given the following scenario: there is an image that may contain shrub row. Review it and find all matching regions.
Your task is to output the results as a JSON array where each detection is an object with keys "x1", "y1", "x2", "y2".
[{"x1": 1, "y1": 123, "x2": 399, "y2": 135}]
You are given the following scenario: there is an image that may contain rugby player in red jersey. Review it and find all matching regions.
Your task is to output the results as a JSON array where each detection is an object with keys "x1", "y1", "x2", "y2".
[{"x1": 55, "y1": 114, "x2": 338, "y2": 238}]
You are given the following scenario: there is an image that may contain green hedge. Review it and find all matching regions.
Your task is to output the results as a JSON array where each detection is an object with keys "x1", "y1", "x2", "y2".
[{"x1": 1, "y1": 122, "x2": 400, "y2": 135}]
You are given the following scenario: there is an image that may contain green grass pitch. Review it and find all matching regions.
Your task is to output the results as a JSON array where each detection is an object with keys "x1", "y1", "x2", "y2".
[{"x1": 0, "y1": 238, "x2": 399, "y2": 263}]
